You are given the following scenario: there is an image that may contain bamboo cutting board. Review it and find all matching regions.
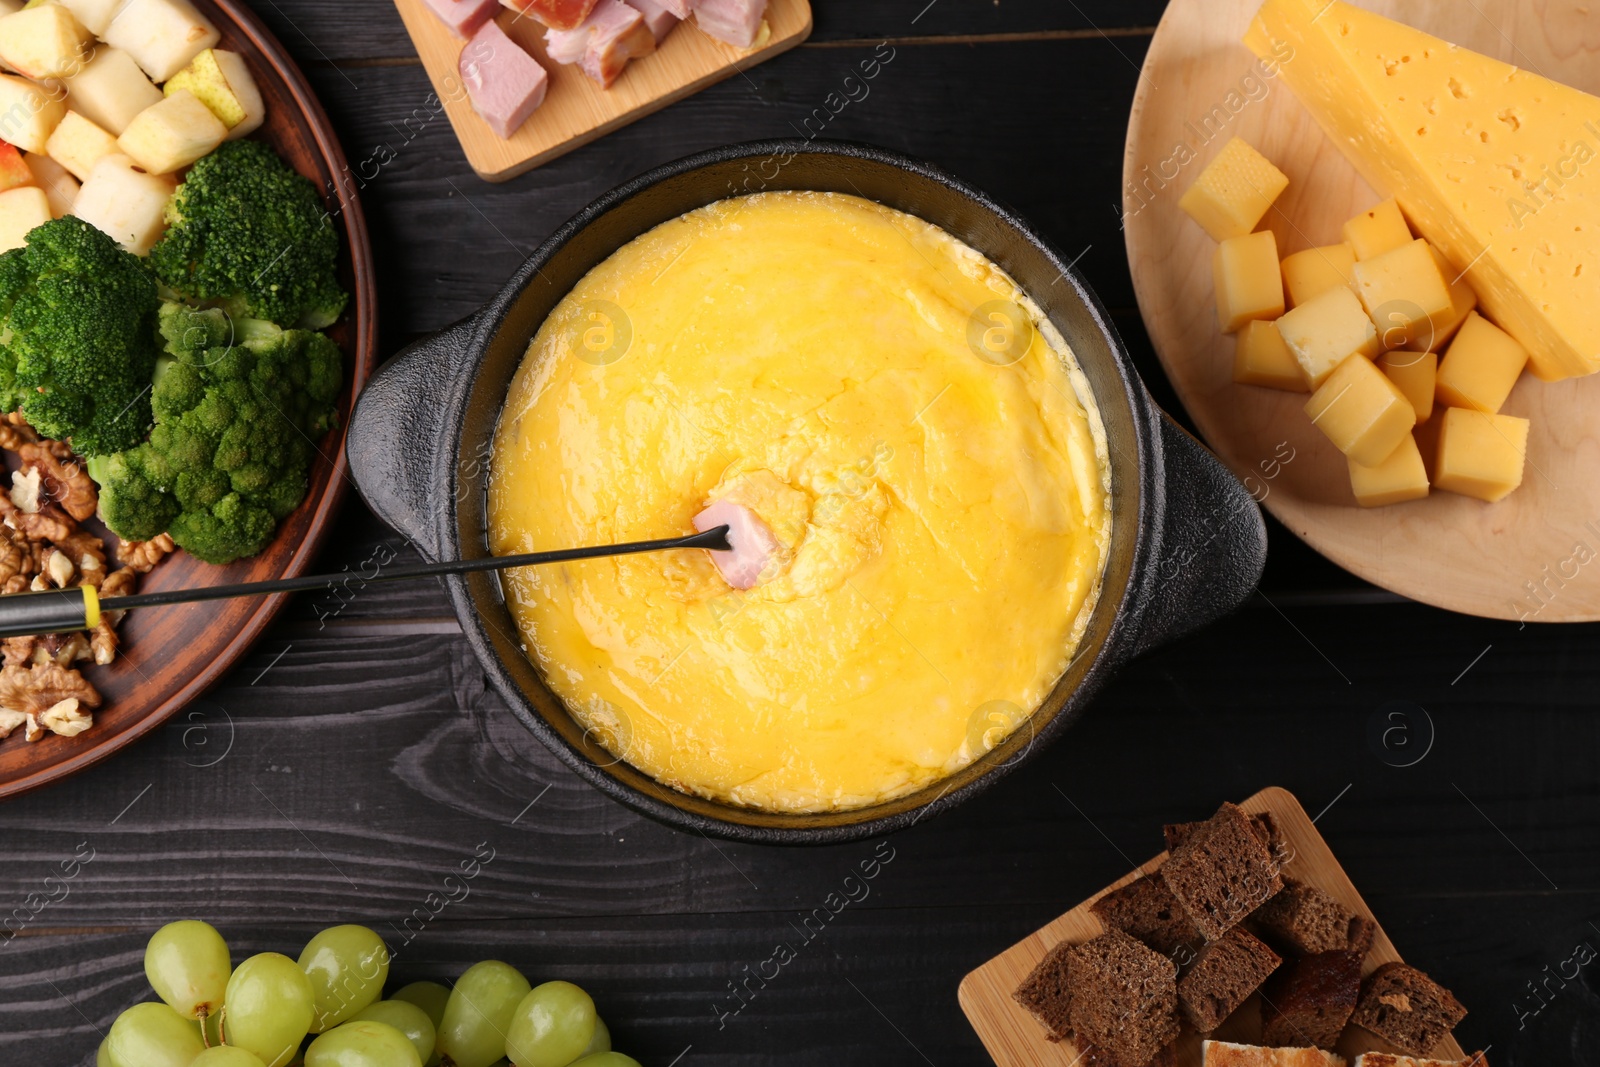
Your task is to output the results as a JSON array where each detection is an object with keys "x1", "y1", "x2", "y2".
[
  {"x1": 1123, "y1": 0, "x2": 1600, "y2": 622},
  {"x1": 392, "y1": 0, "x2": 812, "y2": 181},
  {"x1": 958, "y1": 787, "x2": 1469, "y2": 1066}
]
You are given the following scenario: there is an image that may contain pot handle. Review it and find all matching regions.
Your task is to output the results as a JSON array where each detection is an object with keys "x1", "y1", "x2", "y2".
[
  {"x1": 1135, "y1": 409, "x2": 1268, "y2": 655},
  {"x1": 346, "y1": 314, "x2": 482, "y2": 561}
]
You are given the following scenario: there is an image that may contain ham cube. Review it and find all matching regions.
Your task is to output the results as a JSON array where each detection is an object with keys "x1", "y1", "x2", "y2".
[
  {"x1": 544, "y1": 0, "x2": 655, "y2": 88},
  {"x1": 422, "y1": 0, "x2": 501, "y2": 36},
  {"x1": 497, "y1": 0, "x2": 597, "y2": 31},
  {"x1": 652, "y1": 0, "x2": 689, "y2": 16},
  {"x1": 691, "y1": 0, "x2": 763, "y2": 48},
  {"x1": 625, "y1": 0, "x2": 680, "y2": 42},
  {"x1": 460, "y1": 19, "x2": 549, "y2": 138},
  {"x1": 693, "y1": 500, "x2": 777, "y2": 590}
]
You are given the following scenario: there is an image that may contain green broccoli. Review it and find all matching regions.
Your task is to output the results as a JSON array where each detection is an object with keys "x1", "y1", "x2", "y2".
[
  {"x1": 0, "y1": 218, "x2": 161, "y2": 455},
  {"x1": 88, "y1": 303, "x2": 343, "y2": 564},
  {"x1": 149, "y1": 140, "x2": 348, "y2": 330}
]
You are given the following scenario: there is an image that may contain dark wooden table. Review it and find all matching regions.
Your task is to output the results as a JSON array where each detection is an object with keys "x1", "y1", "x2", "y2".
[{"x1": 4, "y1": 3, "x2": 1598, "y2": 1064}]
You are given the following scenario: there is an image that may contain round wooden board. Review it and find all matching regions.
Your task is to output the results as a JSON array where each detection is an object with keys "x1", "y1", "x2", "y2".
[
  {"x1": 0, "y1": 0, "x2": 377, "y2": 798},
  {"x1": 1124, "y1": 0, "x2": 1600, "y2": 621}
]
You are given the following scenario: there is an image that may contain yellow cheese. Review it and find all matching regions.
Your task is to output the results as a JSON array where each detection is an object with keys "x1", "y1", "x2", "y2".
[
  {"x1": 1305, "y1": 352, "x2": 1416, "y2": 466},
  {"x1": 1436, "y1": 311, "x2": 1528, "y2": 414},
  {"x1": 1276, "y1": 285, "x2": 1379, "y2": 388},
  {"x1": 1179, "y1": 136, "x2": 1290, "y2": 241},
  {"x1": 1246, "y1": 0, "x2": 1600, "y2": 381},
  {"x1": 1281, "y1": 244, "x2": 1355, "y2": 308},
  {"x1": 1349, "y1": 433, "x2": 1429, "y2": 507},
  {"x1": 1434, "y1": 407, "x2": 1529, "y2": 502},
  {"x1": 1352, "y1": 239, "x2": 1454, "y2": 351},
  {"x1": 1234, "y1": 319, "x2": 1308, "y2": 392},
  {"x1": 1380, "y1": 350, "x2": 1436, "y2": 423},
  {"x1": 1402, "y1": 245, "x2": 1478, "y2": 354},
  {"x1": 1342, "y1": 199, "x2": 1412, "y2": 262},
  {"x1": 1214, "y1": 229, "x2": 1284, "y2": 333}
]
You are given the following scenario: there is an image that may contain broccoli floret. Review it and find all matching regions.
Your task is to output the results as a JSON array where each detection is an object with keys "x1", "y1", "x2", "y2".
[
  {"x1": 91, "y1": 303, "x2": 344, "y2": 564},
  {"x1": 149, "y1": 140, "x2": 348, "y2": 330},
  {"x1": 0, "y1": 219, "x2": 161, "y2": 455}
]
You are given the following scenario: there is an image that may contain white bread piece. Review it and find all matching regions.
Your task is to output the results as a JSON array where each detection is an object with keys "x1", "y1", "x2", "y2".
[
  {"x1": 1203, "y1": 1041, "x2": 1348, "y2": 1067},
  {"x1": 1354, "y1": 1055, "x2": 1488, "y2": 1067}
]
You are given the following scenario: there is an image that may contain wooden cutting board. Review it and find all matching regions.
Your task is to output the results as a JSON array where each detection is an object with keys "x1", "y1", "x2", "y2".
[
  {"x1": 958, "y1": 787, "x2": 1469, "y2": 1067},
  {"x1": 1123, "y1": 0, "x2": 1600, "y2": 622},
  {"x1": 392, "y1": 0, "x2": 813, "y2": 181}
]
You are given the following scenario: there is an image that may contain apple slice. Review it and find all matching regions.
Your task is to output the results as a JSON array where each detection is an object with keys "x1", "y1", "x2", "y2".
[
  {"x1": 165, "y1": 48, "x2": 264, "y2": 139},
  {"x1": 64, "y1": 46, "x2": 162, "y2": 135},
  {"x1": 46, "y1": 109, "x2": 116, "y2": 180},
  {"x1": 58, "y1": 0, "x2": 126, "y2": 36},
  {"x1": 103, "y1": 0, "x2": 218, "y2": 81},
  {"x1": 0, "y1": 139, "x2": 32, "y2": 191},
  {"x1": 22, "y1": 151, "x2": 78, "y2": 216},
  {"x1": 0, "y1": 73, "x2": 64, "y2": 152},
  {"x1": 0, "y1": 3, "x2": 91, "y2": 79},
  {"x1": 71, "y1": 152, "x2": 174, "y2": 254},
  {"x1": 117, "y1": 90, "x2": 225, "y2": 174},
  {"x1": 0, "y1": 185, "x2": 51, "y2": 251}
]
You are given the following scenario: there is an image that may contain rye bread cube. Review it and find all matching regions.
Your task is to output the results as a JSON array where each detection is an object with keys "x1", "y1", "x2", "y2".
[
  {"x1": 1067, "y1": 929, "x2": 1181, "y2": 1066},
  {"x1": 1013, "y1": 940, "x2": 1074, "y2": 1042},
  {"x1": 1167, "y1": 811, "x2": 1290, "y2": 869},
  {"x1": 1260, "y1": 950, "x2": 1362, "y2": 1049},
  {"x1": 1254, "y1": 878, "x2": 1378, "y2": 957},
  {"x1": 1178, "y1": 927, "x2": 1282, "y2": 1031},
  {"x1": 1350, "y1": 962, "x2": 1467, "y2": 1057},
  {"x1": 1091, "y1": 873, "x2": 1203, "y2": 956},
  {"x1": 1161, "y1": 802, "x2": 1284, "y2": 940}
]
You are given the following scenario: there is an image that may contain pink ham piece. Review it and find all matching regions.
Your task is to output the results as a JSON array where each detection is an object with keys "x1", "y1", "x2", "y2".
[
  {"x1": 691, "y1": 0, "x2": 764, "y2": 48},
  {"x1": 497, "y1": 0, "x2": 598, "y2": 31},
  {"x1": 421, "y1": 0, "x2": 501, "y2": 37},
  {"x1": 625, "y1": 0, "x2": 680, "y2": 43},
  {"x1": 544, "y1": 0, "x2": 656, "y2": 88},
  {"x1": 693, "y1": 500, "x2": 777, "y2": 590},
  {"x1": 650, "y1": 0, "x2": 689, "y2": 16},
  {"x1": 460, "y1": 19, "x2": 550, "y2": 138}
]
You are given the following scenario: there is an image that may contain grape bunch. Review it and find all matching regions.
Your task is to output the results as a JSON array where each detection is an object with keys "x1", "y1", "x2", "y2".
[{"x1": 101, "y1": 920, "x2": 642, "y2": 1067}]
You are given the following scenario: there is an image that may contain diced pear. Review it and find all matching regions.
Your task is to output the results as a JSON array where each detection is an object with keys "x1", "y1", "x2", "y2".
[
  {"x1": 0, "y1": 72, "x2": 64, "y2": 152},
  {"x1": 64, "y1": 45, "x2": 161, "y2": 135},
  {"x1": 165, "y1": 48, "x2": 263, "y2": 138},
  {"x1": 0, "y1": 139, "x2": 32, "y2": 191},
  {"x1": 22, "y1": 151, "x2": 78, "y2": 216},
  {"x1": 71, "y1": 152, "x2": 174, "y2": 254},
  {"x1": 0, "y1": 184, "x2": 51, "y2": 250},
  {"x1": 116, "y1": 89, "x2": 224, "y2": 174},
  {"x1": 102, "y1": 0, "x2": 218, "y2": 81},
  {"x1": 58, "y1": 0, "x2": 126, "y2": 36},
  {"x1": 46, "y1": 109, "x2": 116, "y2": 180},
  {"x1": 0, "y1": 3, "x2": 91, "y2": 78}
]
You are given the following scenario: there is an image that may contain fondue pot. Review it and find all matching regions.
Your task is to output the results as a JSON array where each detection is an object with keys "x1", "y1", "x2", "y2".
[{"x1": 345, "y1": 140, "x2": 1267, "y2": 845}]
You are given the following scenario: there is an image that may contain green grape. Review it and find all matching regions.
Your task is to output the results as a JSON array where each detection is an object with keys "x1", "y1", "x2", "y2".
[
  {"x1": 435, "y1": 961, "x2": 531, "y2": 1067},
  {"x1": 105, "y1": 1002, "x2": 205, "y2": 1067},
  {"x1": 223, "y1": 952, "x2": 316, "y2": 1067},
  {"x1": 305, "y1": 1020, "x2": 423, "y2": 1067},
  {"x1": 352, "y1": 999, "x2": 436, "y2": 1064},
  {"x1": 191, "y1": 1048, "x2": 268, "y2": 1067},
  {"x1": 580, "y1": 1018, "x2": 610, "y2": 1057},
  {"x1": 504, "y1": 982, "x2": 596, "y2": 1067},
  {"x1": 299, "y1": 925, "x2": 391, "y2": 1032},
  {"x1": 393, "y1": 980, "x2": 450, "y2": 1066},
  {"x1": 95, "y1": 1038, "x2": 111, "y2": 1067},
  {"x1": 570, "y1": 1055, "x2": 641, "y2": 1067},
  {"x1": 144, "y1": 920, "x2": 233, "y2": 1021}
]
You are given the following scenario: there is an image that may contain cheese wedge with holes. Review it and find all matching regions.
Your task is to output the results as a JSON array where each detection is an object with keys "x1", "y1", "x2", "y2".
[{"x1": 1246, "y1": 0, "x2": 1600, "y2": 381}]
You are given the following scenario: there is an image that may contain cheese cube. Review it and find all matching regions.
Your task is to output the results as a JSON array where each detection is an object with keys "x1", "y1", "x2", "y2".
[
  {"x1": 1402, "y1": 245, "x2": 1478, "y2": 353},
  {"x1": 1234, "y1": 319, "x2": 1308, "y2": 391},
  {"x1": 1434, "y1": 407, "x2": 1529, "y2": 503},
  {"x1": 0, "y1": 3, "x2": 92, "y2": 79},
  {"x1": 1349, "y1": 433, "x2": 1429, "y2": 507},
  {"x1": 1179, "y1": 137, "x2": 1290, "y2": 241},
  {"x1": 1281, "y1": 243, "x2": 1355, "y2": 308},
  {"x1": 1352, "y1": 239, "x2": 1454, "y2": 351},
  {"x1": 1304, "y1": 353, "x2": 1416, "y2": 466},
  {"x1": 64, "y1": 46, "x2": 163, "y2": 135},
  {"x1": 0, "y1": 184, "x2": 49, "y2": 251},
  {"x1": 46, "y1": 110, "x2": 118, "y2": 181},
  {"x1": 1214, "y1": 230, "x2": 1284, "y2": 333},
  {"x1": 1436, "y1": 311, "x2": 1528, "y2": 415},
  {"x1": 0, "y1": 72, "x2": 64, "y2": 152},
  {"x1": 102, "y1": 0, "x2": 219, "y2": 82},
  {"x1": 1380, "y1": 350, "x2": 1436, "y2": 423},
  {"x1": 1276, "y1": 285, "x2": 1379, "y2": 388},
  {"x1": 1342, "y1": 198, "x2": 1412, "y2": 261}
]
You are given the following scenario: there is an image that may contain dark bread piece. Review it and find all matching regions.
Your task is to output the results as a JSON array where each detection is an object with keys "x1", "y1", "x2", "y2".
[
  {"x1": 1067, "y1": 929, "x2": 1181, "y2": 1067},
  {"x1": 1177, "y1": 927, "x2": 1282, "y2": 1031},
  {"x1": 1013, "y1": 940, "x2": 1074, "y2": 1041},
  {"x1": 1254, "y1": 878, "x2": 1377, "y2": 956},
  {"x1": 1167, "y1": 811, "x2": 1288, "y2": 867},
  {"x1": 1092, "y1": 873, "x2": 1203, "y2": 956},
  {"x1": 1161, "y1": 802, "x2": 1284, "y2": 940},
  {"x1": 1260, "y1": 950, "x2": 1362, "y2": 1049},
  {"x1": 1350, "y1": 962, "x2": 1467, "y2": 1057}
]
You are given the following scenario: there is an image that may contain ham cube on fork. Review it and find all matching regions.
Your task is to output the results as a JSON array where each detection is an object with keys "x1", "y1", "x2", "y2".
[{"x1": 693, "y1": 500, "x2": 778, "y2": 590}]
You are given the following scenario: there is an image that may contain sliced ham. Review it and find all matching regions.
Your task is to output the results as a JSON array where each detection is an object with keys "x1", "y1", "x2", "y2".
[
  {"x1": 693, "y1": 500, "x2": 777, "y2": 590},
  {"x1": 625, "y1": 0, "x2": 680, "y2": 43},
  {"x1": 497, "y1": 0, "x2": 598, "y2": 31},
  {"x1": 545, "y1": 0, "x2": 656, "y2": 88},
  {"x1": 422, "y1": 0, "x2": 501, "y2": 37},
  {"x1": 691, "y1": 0, "x2": 764, "y2": 48},
  {"x1": 460, "y1": 19, "x2": 550, "y2": 138}
]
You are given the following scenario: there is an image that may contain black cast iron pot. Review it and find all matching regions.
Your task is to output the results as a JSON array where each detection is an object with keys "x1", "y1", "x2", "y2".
[{"x1": 346, "y1": 140, "x2": 1267, "y2": 845}]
